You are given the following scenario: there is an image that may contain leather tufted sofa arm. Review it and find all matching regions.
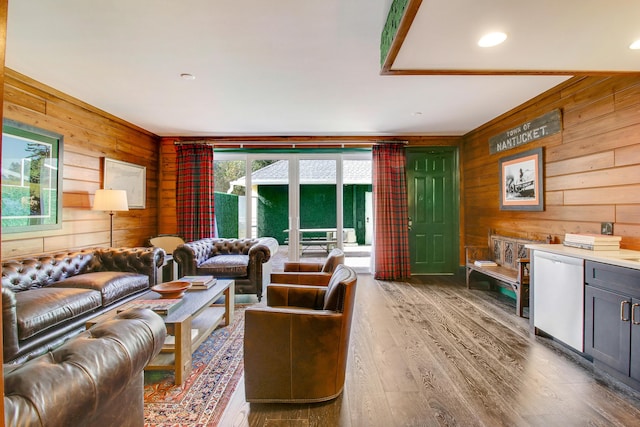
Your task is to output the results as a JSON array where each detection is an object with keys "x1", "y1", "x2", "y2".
[
  {"x1": 89, "y1": 247, "x2": 165, "y2": 286},
  {"x1": 2, "y1": 287, "x2": 19, "y2": 361},
  {"x1": 4, "y1": 308, "x2": 166, "y2": 427},
  {"x1": 247, "y1": 238, "x2": 276, "y2": 289}
]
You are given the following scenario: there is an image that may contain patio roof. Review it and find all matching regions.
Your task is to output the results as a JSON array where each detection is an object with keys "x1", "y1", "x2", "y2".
[{"x1": 230, "y1": 159, "x2": 372, "y2": 188}]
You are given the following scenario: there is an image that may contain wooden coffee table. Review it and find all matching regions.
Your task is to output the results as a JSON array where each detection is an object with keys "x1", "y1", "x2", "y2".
[{"x1": 88, "y1": 279, "x2": 234, "y2": 385}]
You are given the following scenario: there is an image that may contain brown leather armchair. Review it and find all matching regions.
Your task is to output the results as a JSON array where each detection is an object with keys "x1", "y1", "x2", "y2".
[
  {"x1": 270, "y1": 248, "x2": 344, "y2": 286},
  {"x1": 244, "y1": 264, "x2": 357, "y2": 403}
]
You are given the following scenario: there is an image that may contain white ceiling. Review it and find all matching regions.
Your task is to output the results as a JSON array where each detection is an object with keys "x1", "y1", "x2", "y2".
[
  {"x1": 394, "y1": 0, "x2": 640, "y2": 73},
  {"x1": 5, "y1": 1, "x2": 638, "y2": 138}
]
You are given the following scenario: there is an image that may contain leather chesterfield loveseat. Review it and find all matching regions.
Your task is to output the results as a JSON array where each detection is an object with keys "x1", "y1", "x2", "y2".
[
  {"x1": 4, "y1": 308, "x2": 166, "y2": 427},
  {"x1": 1, "y1": 246, "x2": 165, "y2": 363},
  {"x1": 173, "y1": 237, "x2": 279, "y2": 301}
]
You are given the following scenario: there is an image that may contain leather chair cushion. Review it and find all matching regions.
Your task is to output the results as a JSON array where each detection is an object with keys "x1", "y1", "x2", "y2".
[
  {"x1": 51, "y1": 271, "x2": 149, "y2": 306},
  {"x1": 322, "y1": 249, "x2": 345, "y2": 273},
  {"x1": 199, "y1": 254, "x2": 249, "y2": 277},
  {"x1": 323, "y1": 281, "x2": 343, "y2": 312},
  {"x1": 323, "y1": 265, "x2": 352, "y2": 312},
  {"x1": 15, "y1": 288, "x2": 102, "y2": 340}
]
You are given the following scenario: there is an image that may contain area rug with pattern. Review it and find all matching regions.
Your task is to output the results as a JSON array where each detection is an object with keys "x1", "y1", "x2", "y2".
[{"x1": 144, "y1": 305, "x2": 246, "y2": 427}]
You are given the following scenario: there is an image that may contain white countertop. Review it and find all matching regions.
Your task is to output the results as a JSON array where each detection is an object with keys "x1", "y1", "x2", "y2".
[{"x1": 526, "y1": 244, "x2": 640, "y2": 270}]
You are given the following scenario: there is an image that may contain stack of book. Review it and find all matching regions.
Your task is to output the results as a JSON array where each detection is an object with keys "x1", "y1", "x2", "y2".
[
  {"x1": 118, "y1": 298, "x2": 184, "y2": 316},
  {"x1": 563, "y1": 233, "x2": 622, "y2": 251},
  {"x1": 181, "y1": 275, "x2": 216, "y2": 290}
]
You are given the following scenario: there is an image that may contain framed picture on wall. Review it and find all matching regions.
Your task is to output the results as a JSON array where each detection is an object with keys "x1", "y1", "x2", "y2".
[
  {"x1": 1, "y1": 119, "x2": 64, "y2": 233},
  {"x1": 499, "y1": 147, "x2": 544, "y2": 211},
  {"x1": 103, "y1": 158, "x2": 146, "y2": 209}
]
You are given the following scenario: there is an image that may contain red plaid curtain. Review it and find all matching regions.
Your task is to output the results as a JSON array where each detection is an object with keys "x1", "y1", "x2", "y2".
[
  {"x1": 176, "y1": 144, "x2": 217, "y2": 241},
  {"x1": 372, "y1": 143, "x2": 411, "y2": 280}
]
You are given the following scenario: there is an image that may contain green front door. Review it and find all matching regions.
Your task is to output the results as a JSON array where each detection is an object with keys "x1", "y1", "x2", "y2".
[{"x1": 407, "y1": 148, "x2": 458, "y2": 274}]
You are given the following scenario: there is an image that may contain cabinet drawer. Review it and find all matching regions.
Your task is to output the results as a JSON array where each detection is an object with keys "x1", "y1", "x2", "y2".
[{"x1": 585, "y1": 260, "x2": 640, "y2": 297}]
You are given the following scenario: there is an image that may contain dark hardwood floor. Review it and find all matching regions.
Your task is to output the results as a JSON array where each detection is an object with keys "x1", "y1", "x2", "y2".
[{"x1": 221, "y1": 274, "x2": 640, "y2": 426}]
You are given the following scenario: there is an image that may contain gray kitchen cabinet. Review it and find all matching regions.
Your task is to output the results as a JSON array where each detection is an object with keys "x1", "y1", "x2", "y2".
[{"x1": 584, "y1": 260, "x2": 640, "y2": 389}]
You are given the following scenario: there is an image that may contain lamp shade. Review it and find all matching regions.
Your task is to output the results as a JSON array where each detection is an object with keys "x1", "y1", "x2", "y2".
[{"x1": 92, "y1": 189, "x2": 129, "y2": 212}]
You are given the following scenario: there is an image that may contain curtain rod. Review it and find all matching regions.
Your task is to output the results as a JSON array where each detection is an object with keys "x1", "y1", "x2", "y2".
[{"x1": 173, "y1": 140, "x2": 408, "y2": 147}]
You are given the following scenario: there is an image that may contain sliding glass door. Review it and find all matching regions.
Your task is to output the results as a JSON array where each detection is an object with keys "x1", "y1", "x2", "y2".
[
  {"x1": 294, "y1": 156, "x2": 338, "y2": 260},
  {"x1": 214, "y1": 151, "x2": 371, "y2": 271},
  {"x1": 342, "y1": 156, "x2": 372, "y2": 270}
]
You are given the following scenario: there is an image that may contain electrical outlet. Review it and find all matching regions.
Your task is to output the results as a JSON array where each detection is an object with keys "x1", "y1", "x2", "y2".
[{"x1": 601, "y1": 222, "x2": 614, "y2": 235}]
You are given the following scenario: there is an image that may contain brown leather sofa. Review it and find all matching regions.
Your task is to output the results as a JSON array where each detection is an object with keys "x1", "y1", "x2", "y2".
[
  {"x1": 270, "y1": 248, "x2": 344, "y2": 286},
  {"x1": 4, "y1": 308, "x2": 166, "y2": 427},
  {"x1": 1, "y1": 247, "x2": 165, "y2": 363},
  {"x1": 173, "y1": 237, "x2": 279, "y2": 301},
  {"x1": 244, "y1": 264, "x2": 357, "y2": 403}
]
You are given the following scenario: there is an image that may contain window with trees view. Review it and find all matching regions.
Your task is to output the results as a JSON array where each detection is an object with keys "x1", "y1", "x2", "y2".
[{"x1": 1, "y1": 119, "x2": 63, "y2": 233}]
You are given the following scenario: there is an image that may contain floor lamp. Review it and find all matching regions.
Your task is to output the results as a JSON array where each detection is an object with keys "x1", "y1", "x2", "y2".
[{"x1": 93, "y1": 189, "x2": 129, "y2": 247}]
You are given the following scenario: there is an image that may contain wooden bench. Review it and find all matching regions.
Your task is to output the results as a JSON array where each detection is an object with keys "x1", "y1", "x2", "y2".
[
  {"x1": 284, "y1": 231, "x2": 338, "y2": 254},
  {"x1": 300, "y1": 237, "x2": 337, "y2": 253},
  {"x1": 465, "y1": 234, "x2": 536, "y2": 317},
  {"x1": 283, "y1": 239, "x2": 337, "y2": 253}
]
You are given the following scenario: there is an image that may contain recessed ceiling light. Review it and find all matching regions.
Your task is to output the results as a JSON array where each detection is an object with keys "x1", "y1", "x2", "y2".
[
  {"x1": 478, "y1": 32, "x2": 507, "y2": 48},
  {"x1": 630, "y1": 39, "x2": 640, "y2": 50},
  {"x1": 180, "y1": 73, "x2": 196, "y2": 80}
]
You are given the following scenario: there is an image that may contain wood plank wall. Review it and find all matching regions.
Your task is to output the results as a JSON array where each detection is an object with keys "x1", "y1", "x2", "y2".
[
  {"x1": 462, "y1": 75, "x2": 640, "y2": 251},
  {"x1": 1, "y1": 69, "x2": 161, "y2": 259},
  {"x1": 158, "y1": 137, "x2": 178, "y2": 234},
  {"x1": 157, "y1": 136, "x2": 460, "y2": 235}
]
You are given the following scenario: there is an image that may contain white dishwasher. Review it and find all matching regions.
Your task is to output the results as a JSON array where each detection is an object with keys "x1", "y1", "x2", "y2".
[{"x1": 532, "y1": 251, "x2": 585, "y2": 351}]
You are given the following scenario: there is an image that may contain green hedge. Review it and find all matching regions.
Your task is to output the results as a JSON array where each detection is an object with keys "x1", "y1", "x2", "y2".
[
  {"x1": 257, "y1": 184, "x2": 371, "y2": 245},
  {"x1": 214, "y1": 191, "x2": 239, "y2": 238},
  {"x1": 1, "y1": 185, "x2": 57, "y2": 227}
]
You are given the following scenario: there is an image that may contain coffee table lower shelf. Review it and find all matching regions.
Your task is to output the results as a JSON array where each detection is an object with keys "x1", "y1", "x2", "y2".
[{"x1": 145, "y1": 305, "x2": 226, "y2": 376}]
